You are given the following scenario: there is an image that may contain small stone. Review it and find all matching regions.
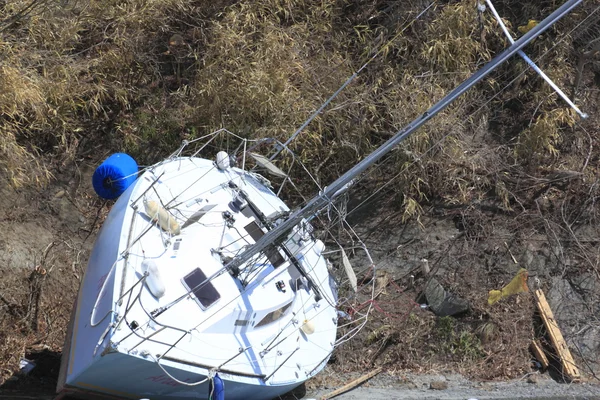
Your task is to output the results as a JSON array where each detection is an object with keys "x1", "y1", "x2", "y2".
[
  {"x1": 430, "y1": 380, "x2": 448, "y2": 390},
  {"x1": 527, "y1": 374, "x2": 539, "y2": 384},
  {"x1": 405, "y1": 380, "x2": 418, "y2": 389}
]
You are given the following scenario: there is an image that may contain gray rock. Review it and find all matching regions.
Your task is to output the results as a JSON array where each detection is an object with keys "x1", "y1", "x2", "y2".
[
  {"x1": 547, "y1": 277, "x2": 600, "y2": 373},
  {"x1": 524, "y1": 247, "x2": 535, "y2": 267},
  {"x1": 578, "y1": 325, "x2": 600, "y2": 366},
  {"x1": 430, "y1": 380, "x2": 448, "y2": 390},
  {"x1": 547, "y1": 277, "x2": 586, "y2": 326},
  {"x1": 572, "y1": 273, "x2": 600, "y2": 306},
  {"x1": 424, "y1": 278, "x2": 469, "y2": 317}
]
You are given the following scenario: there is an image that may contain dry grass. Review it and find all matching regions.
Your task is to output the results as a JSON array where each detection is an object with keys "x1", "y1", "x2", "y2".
[
  {"x1": 1, "y1": 0, "x2": 589, "y2": 209},
  {"x1": 1, "y1": 0, "x2": 599, "y2": 386}
]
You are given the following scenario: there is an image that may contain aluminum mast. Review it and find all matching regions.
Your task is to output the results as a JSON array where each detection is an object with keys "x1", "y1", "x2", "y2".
[{"x1": 228, "y1": 0, "x2": 583, "y2": 271}]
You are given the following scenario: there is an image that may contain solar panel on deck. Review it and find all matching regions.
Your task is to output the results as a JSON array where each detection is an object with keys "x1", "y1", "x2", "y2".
[{"x1": 182, "y1": 268, "x2": 220, "y2": 309}]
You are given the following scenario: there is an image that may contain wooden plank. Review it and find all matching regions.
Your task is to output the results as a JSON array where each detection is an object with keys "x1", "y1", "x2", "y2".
[
  {"x1": 530, "y1": 339, "x2": 549, "y2": 370},
  {"x1": 534, "y1": 289, "x2": 580, "y2": 382},
  {"x1": 320, "y1": 367, "x2": 383, "y2": 399}
]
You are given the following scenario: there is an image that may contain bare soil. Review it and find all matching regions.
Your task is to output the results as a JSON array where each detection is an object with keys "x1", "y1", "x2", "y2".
[{"x1": 0, "y1": 162, "x2": 102, "y2": 391}]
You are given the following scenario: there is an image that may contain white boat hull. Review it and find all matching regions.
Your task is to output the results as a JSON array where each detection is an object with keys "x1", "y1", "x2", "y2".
[
  {"x1": 61, "y1": 350, "x2": 302, "y2": 399},
  {"x1": 59, "y1": 156, "x2": 337, "y2": 400}
]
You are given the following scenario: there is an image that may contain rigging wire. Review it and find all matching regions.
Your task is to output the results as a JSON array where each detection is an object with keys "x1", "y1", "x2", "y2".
[
  {"x1": 284, "y1": 4, "x2": 600, "y2": 344},
  {"x1": 110, "y1": 2, "x2": 597, "y2": 382},
  {"x1": 308, "y1": 3, "x2": 598, "y2": 229},
  {"x1": 303, "y1": 6, "x2": 600, "y2": 341},
  {"x1": 225, "y1": 0, "x2": 588, "y2": 273},
  {"x1": 185, "y1": 3, "x2": 599, "y2": 350},
  {"x1": 142, "y1": 3, "x2": 598, "y2": 363},
  {"x1": 268, "y1": 1, "x2": 437, "y2": 160}
]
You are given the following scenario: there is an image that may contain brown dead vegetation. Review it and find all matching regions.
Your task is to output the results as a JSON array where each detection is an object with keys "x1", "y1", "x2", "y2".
[{"x1": 1, "y1": 0, "x2": 600, "y2": 389}]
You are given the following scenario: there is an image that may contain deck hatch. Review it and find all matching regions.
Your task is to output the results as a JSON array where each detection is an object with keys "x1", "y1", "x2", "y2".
[
  {"x1": 255, "y1": 301, "x2": 293, "y2": 327},
  {"x1": 182, "y1": 268, "x2": 221, "y2": 309}
]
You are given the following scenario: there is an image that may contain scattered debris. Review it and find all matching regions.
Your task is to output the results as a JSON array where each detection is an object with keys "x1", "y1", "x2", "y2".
[
  {"x1": 420, "y1": 258, "x2": 430, "y2": 275},
  {"x1": 248, "y1": 152, "x2": 287, "y2": 178},
  {"x1": 424, "y1": 278, "x2": 469, "y2": 317},
  {"x1": 487, "y1": 268, "x2": 528, "y2": 305},
  {"x1": 320, "y1": 367, "x2": 383, "y2": 399},
  {"x1": 534, "y1": 289, "x2": 581, "y2": 382},
  {"x1": 341, "y1": 247, "x2": 357, "y2": 293},
  {"x1": 374, "y1": 269, "x2": 390, "y2": 298},
  {"x1": 504, "y1": 242, "x2": 518, "y2": 264}
]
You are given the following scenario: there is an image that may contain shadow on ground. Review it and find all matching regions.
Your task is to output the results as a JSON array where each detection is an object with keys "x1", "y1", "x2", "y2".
[{"x1": 0, "y1": 348, "x2": 60, "y2": 399}]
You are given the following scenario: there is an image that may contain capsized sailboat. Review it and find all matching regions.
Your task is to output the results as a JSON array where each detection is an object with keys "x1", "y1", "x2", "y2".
[{"x1": 56, "y1": 1, "x2": 584, "y2": 399}]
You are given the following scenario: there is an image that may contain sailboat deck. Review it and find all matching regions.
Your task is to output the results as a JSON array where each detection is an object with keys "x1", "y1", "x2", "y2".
[{"x1": 107, "y1": 157, "x2": 337, "y2": 385}]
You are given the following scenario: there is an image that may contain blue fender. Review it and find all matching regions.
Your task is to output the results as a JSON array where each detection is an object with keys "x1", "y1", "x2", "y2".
[
  {"x1": 92, "y1": 153, "x2": 138, "y2": 199},
  {"x1": 208, "y1": 373, "x2": 224, "y2": 400}
]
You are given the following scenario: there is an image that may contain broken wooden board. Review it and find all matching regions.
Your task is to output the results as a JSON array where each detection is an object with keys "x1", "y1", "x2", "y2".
[
  {"x1": 534, "y1": 288, "x2": 580, "y2": 382},
  {"x1": 530, "y1": 339, "x2": 549, "y2": 370}
]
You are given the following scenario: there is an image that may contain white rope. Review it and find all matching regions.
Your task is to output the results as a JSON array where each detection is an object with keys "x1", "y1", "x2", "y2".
[{"x1": 148, "y1": 353, "x2": 212, "y2": 386}]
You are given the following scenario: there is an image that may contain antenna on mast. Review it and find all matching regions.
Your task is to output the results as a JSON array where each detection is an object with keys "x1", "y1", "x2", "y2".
[{"x1": 482, "y1": 0, "x2": 588, "y2": 119}]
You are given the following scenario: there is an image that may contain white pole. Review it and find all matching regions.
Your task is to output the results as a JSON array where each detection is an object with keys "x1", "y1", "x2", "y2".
[{"x1": 484, "y1": 0, "x2": 588, "y2": 119}]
